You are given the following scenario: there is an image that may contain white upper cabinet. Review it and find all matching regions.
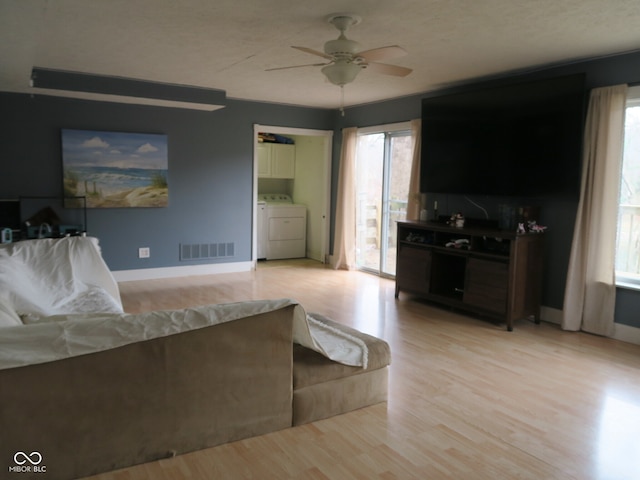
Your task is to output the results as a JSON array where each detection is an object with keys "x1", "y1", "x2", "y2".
[{"x1": 257, "y1": 143, "x2": 295, "y2": 179}]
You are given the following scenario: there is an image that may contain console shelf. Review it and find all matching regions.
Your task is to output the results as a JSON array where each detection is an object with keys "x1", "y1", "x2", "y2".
[{"x1": 395, "y1": 220, "x2": 544, "y2": 331}]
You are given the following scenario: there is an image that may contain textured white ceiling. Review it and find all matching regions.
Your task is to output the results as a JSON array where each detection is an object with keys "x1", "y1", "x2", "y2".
[{"x1": 1, "y1": 0, "x2": 639, "y2": 109}]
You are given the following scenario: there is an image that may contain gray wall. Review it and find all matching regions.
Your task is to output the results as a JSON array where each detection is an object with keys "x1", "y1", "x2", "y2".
[
  {"x1": 0, "y1": 93, "x2": 334, "y2": 271},
  {"x1": 2, "y1": 49, "x2": 640, "y2": 328}
]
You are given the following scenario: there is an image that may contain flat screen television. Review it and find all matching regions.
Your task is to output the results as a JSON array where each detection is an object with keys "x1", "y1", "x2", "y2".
[{"x1": 420, "y1": 73, "x2": 587, "y2": 197}]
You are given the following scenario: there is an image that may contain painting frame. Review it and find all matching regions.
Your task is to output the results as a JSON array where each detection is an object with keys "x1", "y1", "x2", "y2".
[{"x1": 61, "y1": 129, "x2": 168, "y2": 208}]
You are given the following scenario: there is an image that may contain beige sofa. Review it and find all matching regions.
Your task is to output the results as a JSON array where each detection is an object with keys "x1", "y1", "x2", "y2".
[{"x1": 0, "y1": 238, "x2": 390, "y2": 480}]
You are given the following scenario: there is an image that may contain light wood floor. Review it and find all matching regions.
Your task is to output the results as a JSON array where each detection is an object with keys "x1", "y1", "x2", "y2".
[{"x1": 85, "y1": 259, "x2": 640, "y2": 480}]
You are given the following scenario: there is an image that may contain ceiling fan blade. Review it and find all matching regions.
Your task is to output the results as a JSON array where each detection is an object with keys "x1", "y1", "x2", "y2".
[
  {"x1": 266, "y1": 62, "x2": 330, "y2": 72},
  {"x1": 357, "y1": 45, "x2": 407, "y2": 62},
  {"x1": 291, "y1": 46, "x2": 333, "y2": 60},
  {"x1": 366, "y1": 62, "x2": 413, "y2": 77}
]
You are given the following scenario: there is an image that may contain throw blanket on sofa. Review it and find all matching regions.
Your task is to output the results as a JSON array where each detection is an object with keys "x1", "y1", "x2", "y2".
[
  {"x1": 0, "y1": 299, "x2": 368, "y2": 370},
  {"x1": 0, "y1": 236, "x2": 123, "y2": 317},
  {"x1": 0, "y1": 237, "x2": 367, "y2": 371}
]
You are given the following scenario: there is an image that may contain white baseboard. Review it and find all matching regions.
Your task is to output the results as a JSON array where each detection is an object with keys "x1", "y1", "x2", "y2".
[
  {"x1": 112, "y1": 261, "x2": 254, "y2": 282},
  {"x1": 540, "y1": 305, "x2": 640, "y2": 346},
  {"x1": 540, "y1": 306, "x2": 562, "y2": 325},
  {"x1": 612, "y1": 323, "x2": 640, "y2": 345}
]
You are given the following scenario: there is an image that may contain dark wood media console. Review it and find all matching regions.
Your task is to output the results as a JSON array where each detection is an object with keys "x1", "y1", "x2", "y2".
[{"x1": 395, "y1": 220, "x2": 544, "y2": 331}]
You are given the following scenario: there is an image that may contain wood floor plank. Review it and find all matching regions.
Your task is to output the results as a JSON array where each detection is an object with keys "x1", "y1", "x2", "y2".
[{"x1": 81, "y1": 259, "x2": 640, "y2": 480}]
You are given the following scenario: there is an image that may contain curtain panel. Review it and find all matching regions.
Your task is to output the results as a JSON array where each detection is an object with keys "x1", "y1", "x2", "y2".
[
  {"x1": 406, "y1": 119, "x2": 422, "y2": 221},
  {"x1": 562, "y1": 84, "x2": 628, "y2": 335},
  {"x1": 331, "y1": 127, "x2": 358, "y2": 270}
]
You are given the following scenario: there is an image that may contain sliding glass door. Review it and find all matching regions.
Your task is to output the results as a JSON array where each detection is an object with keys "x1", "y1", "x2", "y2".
[{"x1": 355, "y1": 128, "x2": 412, "y2": 277}]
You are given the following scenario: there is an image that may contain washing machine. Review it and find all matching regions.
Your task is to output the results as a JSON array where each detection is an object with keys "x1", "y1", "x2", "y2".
[{"x1": 257, "y1": 194, "x2": 307, "y2": 260}]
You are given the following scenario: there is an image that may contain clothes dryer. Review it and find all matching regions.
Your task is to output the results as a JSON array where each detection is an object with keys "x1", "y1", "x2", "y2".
[{"x1": 257, "y1": 194, "x2": 307, "y2": 260}]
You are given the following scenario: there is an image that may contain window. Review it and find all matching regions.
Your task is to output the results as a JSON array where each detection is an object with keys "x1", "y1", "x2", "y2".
[{"x1": 616, "y1": 86, "x2": 640, "y2": 287}]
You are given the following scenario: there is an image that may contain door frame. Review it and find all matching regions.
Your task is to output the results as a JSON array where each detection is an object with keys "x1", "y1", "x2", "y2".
[
  {"x1": 355, "y1": 121, "x2": 412, "y2": 277},
  {"x1": 253, "y1": 124, "x2": 333, "y2": 267}
]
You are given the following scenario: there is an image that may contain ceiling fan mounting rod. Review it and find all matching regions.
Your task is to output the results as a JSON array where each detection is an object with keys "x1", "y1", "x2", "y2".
[
  {"x1": 323, "y1": 13, "x2": 362, "y2": 58},
  {"x1": 326, "y1": 13, "x2": 362, "y2": 33}
]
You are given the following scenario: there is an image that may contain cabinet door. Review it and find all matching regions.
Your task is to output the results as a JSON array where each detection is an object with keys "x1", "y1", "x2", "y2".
[
  {"x1": 396, "y1": 244, "x2": 431, "y2": 295},
  {"x1": 271, "y1": 144, "x2": 295, "y2": 178},
  {"x1": 257, "y1": 144, "x2": 272, "y2": 177},
  {"x1": 464, "y1": 258, "x2": 508, "y2": 314}
]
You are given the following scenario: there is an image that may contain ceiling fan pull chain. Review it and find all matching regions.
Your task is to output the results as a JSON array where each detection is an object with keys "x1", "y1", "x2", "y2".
[{"x1": 340, "y1": 85, "x2": 345, "y2": 116}]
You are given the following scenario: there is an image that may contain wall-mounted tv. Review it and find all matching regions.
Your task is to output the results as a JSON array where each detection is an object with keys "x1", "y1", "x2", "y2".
[{"x1": 420, "y1": 73, "x2": 587, "y2": 197}]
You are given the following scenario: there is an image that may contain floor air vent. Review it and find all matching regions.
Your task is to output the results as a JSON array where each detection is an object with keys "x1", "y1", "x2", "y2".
[{"x1": 180, "y1": 242, "x2": 235, "y2": 261}]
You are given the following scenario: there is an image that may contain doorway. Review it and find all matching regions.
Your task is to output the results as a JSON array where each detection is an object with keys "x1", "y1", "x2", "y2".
[
  {"x1": 253, "y1": 125, "x2": 333, "y2": 265},
  {"x1": 355, "y1": 125, "x2": 412, "y2": 277}
]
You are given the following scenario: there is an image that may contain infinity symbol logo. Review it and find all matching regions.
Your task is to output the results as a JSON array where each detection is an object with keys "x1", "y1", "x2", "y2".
[{"x1": 14, "y1": 451, "x2": 42, "y2": 465}]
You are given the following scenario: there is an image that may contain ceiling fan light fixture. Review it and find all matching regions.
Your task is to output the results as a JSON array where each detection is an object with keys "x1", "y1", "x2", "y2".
[
  {"x1": 321, "y1": 62, "x2": 361, "y2": 86},
  {"x1": 268, "y1": 11, "x2": 411, "y2": 93}
]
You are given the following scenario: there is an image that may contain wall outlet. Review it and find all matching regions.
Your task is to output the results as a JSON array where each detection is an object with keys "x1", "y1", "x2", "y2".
[{"x1": 138, "y1": 247, "x2": 150, "y2": 258}]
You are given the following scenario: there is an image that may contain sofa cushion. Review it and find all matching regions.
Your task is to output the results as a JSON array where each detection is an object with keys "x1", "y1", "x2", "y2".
[
  {"x1": 292, "y1": 368, "x2": 389, "y2": 426},
  {"x1": 293, "y1": 315, "x2": 390, "y2": 389}
]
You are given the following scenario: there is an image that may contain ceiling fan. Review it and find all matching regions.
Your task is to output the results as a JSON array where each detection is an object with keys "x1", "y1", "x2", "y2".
[{"x1": 266, "y1": 13, "x2": 412, "y2": 87}]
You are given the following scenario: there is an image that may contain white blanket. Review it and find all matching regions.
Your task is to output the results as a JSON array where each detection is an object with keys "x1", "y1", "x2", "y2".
[
  {"x1": 0, "y1": 237, "x2": 367, "y2": 371},
  {"x1": 0, "y1": 299, "x2": 368, "y2": 370},
  {"x1": 0, "y1": 237, "x2": 123, "y2": 317},
  {"x1": 303, "y1": 313, "x2": 369, "y2": 369}
]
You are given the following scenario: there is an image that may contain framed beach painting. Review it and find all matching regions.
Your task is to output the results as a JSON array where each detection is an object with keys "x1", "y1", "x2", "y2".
[{"x1": 61, "y1": 129, "x2": 168, "y2": 208}]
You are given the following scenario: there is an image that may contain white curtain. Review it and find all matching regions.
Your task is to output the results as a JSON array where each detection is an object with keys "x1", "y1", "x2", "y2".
[
  {"x1": 331, "y1": 127, "x2": 358, "y2": 270},
  {"x1": 406, "y1": 119, "x2": 422, "y2": 221},
  {"x1": 562, "y1": 84, "x2": 628, "y2": 335}
]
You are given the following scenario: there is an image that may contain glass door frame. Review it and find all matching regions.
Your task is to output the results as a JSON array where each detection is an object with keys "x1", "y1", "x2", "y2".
[{"x1": 356, "y1": 122, "x2": 412, "y2": 279}]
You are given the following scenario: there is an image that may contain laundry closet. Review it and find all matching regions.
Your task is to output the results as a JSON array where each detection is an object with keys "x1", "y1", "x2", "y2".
[{"x1": 254, "y1": 126, "x2": 332, "y2": 263}]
